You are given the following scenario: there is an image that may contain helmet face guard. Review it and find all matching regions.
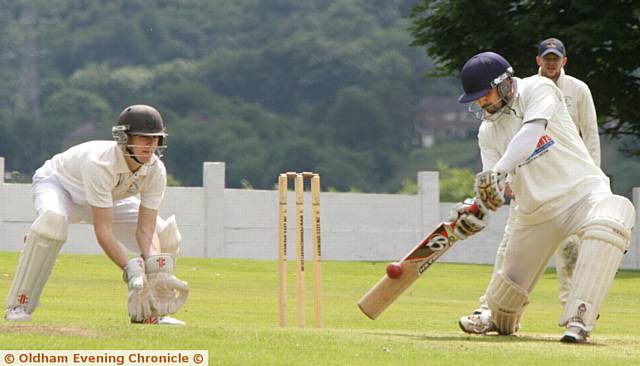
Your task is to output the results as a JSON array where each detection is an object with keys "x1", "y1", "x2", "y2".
[
  {"x1": 112, "y1": 125, "x2": 167, "y2": 159},
  {"x1": 112, "y1": 105, "x2": 168, "y2": 163},
  {"x1": 466, "y1": 74, "x2": 515, "y2": 121}
]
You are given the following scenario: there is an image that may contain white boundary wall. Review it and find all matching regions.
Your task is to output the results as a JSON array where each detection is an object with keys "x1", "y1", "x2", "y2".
[{"x1": 1, "y1": 158, "x2": 639, "y2": 269}]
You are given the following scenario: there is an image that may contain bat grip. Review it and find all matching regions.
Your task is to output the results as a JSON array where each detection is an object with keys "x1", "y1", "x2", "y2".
[{"x1": 468, "y1": 201, "x2": 479, "y2": 214}]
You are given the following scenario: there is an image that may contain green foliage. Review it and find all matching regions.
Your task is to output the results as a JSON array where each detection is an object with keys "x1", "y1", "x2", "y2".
[
  {"x1": 0, "y1": 0, "x2": 444, "y2": 192},
  {"x1": 397, "y1": 178, "x2": 418, "y2": 195},
  {"x1": 437, "y1": 161, "x2": 475, "y2": 202},
  {"x1": 4, "y1": 171, "x2": 31, "y2": 184},
  {"x1": 0, "y1": 0, "x2": 637, "y2": 195},
  {"x1": 166, "y1": 173, "x2": 182, "y2": 187},
  {"x1": 393, "y1": 161, "x2": 475, "y2": 201},
  {"x1": 409, "y1": 0, "x2": 640, "y2": 154}
]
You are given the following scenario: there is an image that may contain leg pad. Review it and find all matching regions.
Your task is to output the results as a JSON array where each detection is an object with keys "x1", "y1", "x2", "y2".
[
  {"x1": 486, "y1": 270, "x2": 529, "y2": 335},
  {"x1": 6, "y1": 211, "x2": 68, "y2": 313},
  {"x1": 560, "y1": 196, "x2": 635, "y2": 331}
]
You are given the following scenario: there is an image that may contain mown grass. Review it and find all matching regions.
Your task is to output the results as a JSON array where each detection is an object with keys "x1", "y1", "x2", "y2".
[{"x1": 1, "y1": 253, "x2": 639, "y2": 365}]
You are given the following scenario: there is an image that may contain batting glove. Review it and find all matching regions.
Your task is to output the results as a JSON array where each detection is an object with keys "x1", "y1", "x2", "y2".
[
  {"x1": 474, "y1": 170, "x2": 507, "y2": 211},
  {"x1": 447, "y1": 198, "x2": 489, "y2": 240}
]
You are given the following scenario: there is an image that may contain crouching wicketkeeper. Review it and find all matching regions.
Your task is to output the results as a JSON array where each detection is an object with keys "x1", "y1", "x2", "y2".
[{"x1": 5, "y1": 104, "x2": 188, "y2": 324}]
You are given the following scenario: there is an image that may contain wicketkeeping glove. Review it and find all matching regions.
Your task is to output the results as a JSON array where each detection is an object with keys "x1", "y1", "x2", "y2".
[
  {"x1": 474, "y1": 170, "x2": 507, "y2": 211},
  {"x1": 145, "y1": 254, "x2": 189, "y2": 316},
  {"x1": 447, "y1": 198, "x2": 489, "y2": 240},
  {"x1": 123, "y1": 257, "x2": 154, "y2": 322}
]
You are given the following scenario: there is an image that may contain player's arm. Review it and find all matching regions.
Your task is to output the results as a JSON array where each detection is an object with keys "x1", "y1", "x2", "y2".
[
  {"x1": 136, "y1": 205, "x2": 159, "y2": 259},
  {"x1": 492, "y1": 82, "x2": 561, "y2": 174},
  {"x1": 83, "y1": 161, "x2": 128, "y2": 269},
  {"x1": 92, "y1": 205, "x2": 128, "y2": 268},
  {"x1": 137, "y1": 165, "x2": 166, "y2": 258},
  {"x1": 577, "y1": 86, "x2": 600, "y2": 166},
  {"x1": 476, "y1": 84, "x2": 558, "y2": 210},
  {"x1": 493, "y1": 119, "x2": 547, "y2": 174},
  {"x1": 475, "y1": 120, "x2": 545, "y2": 210}
]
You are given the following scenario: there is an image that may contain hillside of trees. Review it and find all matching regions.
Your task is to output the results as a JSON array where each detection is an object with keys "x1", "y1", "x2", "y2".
[
  {"x1": 0, "y1": 1, "x2": 638, "y2": 198},
  {"x1": 0, "y1": 0, "x2": 444, "y2": 191}
]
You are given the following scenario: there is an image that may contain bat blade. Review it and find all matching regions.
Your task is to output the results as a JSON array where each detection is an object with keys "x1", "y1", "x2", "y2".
[{"x1": 357, "y1": 222, "x2": 457, "y2": 319}]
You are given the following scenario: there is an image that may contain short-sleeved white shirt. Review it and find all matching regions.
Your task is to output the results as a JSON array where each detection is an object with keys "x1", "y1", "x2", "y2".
[
  {"x1": 478, "y1": 75, "x2": 609, "y2": 225},
  {"x1": 35, "y1": 141, "x2": 166, "y2": 209},
  {"x1": 537, "y1": 68, "x2": 600, "y2": 166}
]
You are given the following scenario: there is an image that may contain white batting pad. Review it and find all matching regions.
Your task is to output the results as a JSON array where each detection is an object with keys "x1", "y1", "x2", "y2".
[
  {"x1": 554, "y1": 235, "x2": 580, "y2": 305},
  {"x1": 6, "y1": 211, "x2": 68, "y2": 313},
  {"x1": 158, "y1": 215, "x2": 182, "y2": 259},
  {"x1": 486, "y1": 270, "x2": 529, "y2": 335},
  {"x1": 560, "y1": 195, "x2": 635, "y2": 331}
]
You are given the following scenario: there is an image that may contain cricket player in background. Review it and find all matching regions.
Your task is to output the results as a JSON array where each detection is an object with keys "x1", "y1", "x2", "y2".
[
  {"x1": 453, "y1": 51, "x2": 634, "y2": 343},
  {"x1": 459, "y1": 38, "x2": 601, "y2": 327},
  {"x1": 4, "y1": 105, "x2": 188, "y2": 325},
  {"x1": 535, "y1": 37, "x2": 600, "y2": 305}
]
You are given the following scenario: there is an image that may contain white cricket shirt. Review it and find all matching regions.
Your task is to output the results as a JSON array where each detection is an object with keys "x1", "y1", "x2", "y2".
[
  {"x1": 478, "y1": 75, "x2": 609, "y2": 225},
  {"x1": 538, "y1": 68, "x2": 600, "y2": 166},
  {"x1": 35, "y1": 141, "x2": 166, "y2": 209}
]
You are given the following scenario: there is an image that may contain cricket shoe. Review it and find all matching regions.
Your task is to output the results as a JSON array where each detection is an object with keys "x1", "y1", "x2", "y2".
[
  {"x1": 4, "y1": 306, "x2": 32, "y2": 322},
  {"x1": 131, "y1": 316, "x2": 185, "y2": 325},
  {"x1": 458, "y1": 309, "x2": 497, "y2": 334},
  {"x1": 560, "y1": 321, "x2": 590, "y2": 343}
]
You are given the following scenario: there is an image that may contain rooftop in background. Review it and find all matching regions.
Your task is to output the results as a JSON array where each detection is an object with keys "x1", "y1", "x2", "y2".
[{"x1": 414, "y1": 96, "x2": 479, "y2": 148}]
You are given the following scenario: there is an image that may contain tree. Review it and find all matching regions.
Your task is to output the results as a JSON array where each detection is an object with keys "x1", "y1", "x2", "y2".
[
  {"x1": 408, "y1": 0, "x2": 640, "y2": 154},
  {"x1": 437, "y1": 161, "x2": 475, "y2": 202}
]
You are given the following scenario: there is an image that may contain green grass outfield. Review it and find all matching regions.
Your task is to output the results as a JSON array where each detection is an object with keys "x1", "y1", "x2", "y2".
[{"x1": 1, "y1": 252, "x2": 640, "y2": 365}]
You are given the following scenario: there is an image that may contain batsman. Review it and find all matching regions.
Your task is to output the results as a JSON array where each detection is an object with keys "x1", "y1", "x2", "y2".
[
  {"x1": 451, "y1": 52, "x2": 634, "y2": 343},
  {"x1": 4, "y1": 104, "x2": 189, "y2": 325}
]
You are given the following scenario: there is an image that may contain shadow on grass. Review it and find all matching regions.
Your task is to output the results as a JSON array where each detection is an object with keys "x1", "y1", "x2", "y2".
[
  {"x1": 364, "y1": 331, "x2": 607, "y2": 347},
  {"x1": 0, "y1": 324, "x2": 99, "y2": 338}
]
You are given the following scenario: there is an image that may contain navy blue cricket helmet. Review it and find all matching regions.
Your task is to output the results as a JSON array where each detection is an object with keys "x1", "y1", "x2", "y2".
[{"x1": 458, "y1": 52, "x2": 513, "y2": 103}]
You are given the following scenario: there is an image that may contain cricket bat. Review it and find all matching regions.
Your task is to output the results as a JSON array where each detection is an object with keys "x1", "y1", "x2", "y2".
[{"x1": 357, "y1": 202, "x2": 478, "y2": 319}]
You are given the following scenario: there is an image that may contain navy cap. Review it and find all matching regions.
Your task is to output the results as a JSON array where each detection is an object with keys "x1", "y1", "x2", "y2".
[
  {"x1": 538, "y1": 38, "x2": 565, "y2": 57},
  {"x1": 458, "y1": 52, "x2": 512, "y2": 103}
]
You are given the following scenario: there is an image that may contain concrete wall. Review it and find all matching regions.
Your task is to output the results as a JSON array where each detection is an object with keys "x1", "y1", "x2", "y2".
[{"x1": 1, "y1": 158, "x2": 639, "y2": 269}]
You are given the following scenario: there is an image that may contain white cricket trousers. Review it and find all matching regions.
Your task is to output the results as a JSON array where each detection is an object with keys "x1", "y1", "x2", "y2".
[
  {"x1": 501, "y1": 188, "x2": 612, "y2": 294},
  {"x1": 32, "y1": 174, "x2": 168, "y2": 253}
]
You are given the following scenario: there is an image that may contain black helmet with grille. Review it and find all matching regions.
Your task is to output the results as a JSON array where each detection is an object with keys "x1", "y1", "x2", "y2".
[
  {"x1": 116, "y1": 105, "x2": 167, "y2": 137},
  {"x1": 112, "y1": 104, "x2": 167, "y2": 158}
]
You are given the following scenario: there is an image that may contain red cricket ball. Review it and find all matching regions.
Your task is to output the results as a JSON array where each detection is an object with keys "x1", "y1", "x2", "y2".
[{"x1": 386, "y1": 262, "x2": 403, "y2": 279}]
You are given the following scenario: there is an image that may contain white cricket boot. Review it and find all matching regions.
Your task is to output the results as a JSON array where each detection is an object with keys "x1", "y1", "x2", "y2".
[
  {"x1": 458, "y1": 308, "x2": 497, "y2": 334},
  {"x1": 131, "y1": 316, "x2": 185, "y2": 325},
  {"x1": 561, "y1": 321, "x2": 590, "y2": 343},
  {"x1": 4, "y1": 305, "x2": 32, "y2": 322},
  {"x1": 158, "y1": 316, "x2": 185, "y2": 325}
]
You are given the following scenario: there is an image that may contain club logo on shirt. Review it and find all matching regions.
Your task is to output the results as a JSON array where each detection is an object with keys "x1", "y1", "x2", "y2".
[
  {"x1": 563, "y1": 95, "x2": 573, "y2": 110},
  {"x1": 518, "y1": 134, "x2": 555, "y2": 168},
  {"x1": 127, "y1": 181, "x2": 139, "y2": 194}
]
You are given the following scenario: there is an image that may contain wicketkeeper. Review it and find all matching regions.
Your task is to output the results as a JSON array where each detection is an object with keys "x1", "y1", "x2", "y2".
[{"x1": 4, "y1": 104, "x2": 189, "y2": 325}]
